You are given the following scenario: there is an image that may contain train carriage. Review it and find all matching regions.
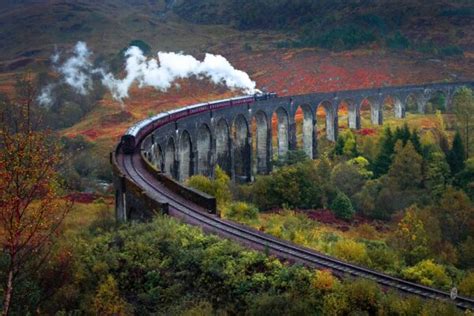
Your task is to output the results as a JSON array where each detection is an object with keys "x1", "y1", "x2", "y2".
[{"x1": 120, "y1": 92, "x2": 277, "y2": 154}]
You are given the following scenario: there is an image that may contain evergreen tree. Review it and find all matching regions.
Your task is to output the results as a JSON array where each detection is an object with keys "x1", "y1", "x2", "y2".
[
  {"x1": 425, "y1": 151, "x2": 451, "y2": 199},
  {"x1": 453, "y1": 87, "x2": 474, "y2": 158},
  {"x1": 447, "y1": 131, "x2": 465, "y2": 175},
  {"x1": 410, "y1": 129, "x2": 422, "y2": 154},
  {"x1": 455, "y1": 158, "x2": 474, "y2": 201},
  {"x1": 334, "y1": 135, "x2": 345, "y2": 156},
  {"x1": 331, "y1": 191, "x2": 355, "y2": 220},
  {"x1": 387, "y1": 140, "x2": 423, "y2": 189},
  {"x1": 394, "y1": 123, "x2": 411, "y2": 146},
  {"x1": 373, "y1": 127, "x2": 395, "y2": 177}
]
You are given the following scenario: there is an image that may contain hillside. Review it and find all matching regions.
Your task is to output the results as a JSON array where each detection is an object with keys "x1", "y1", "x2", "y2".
[
  {"x1": 0, "y1": 0, "x2": 473, "y2": 169},
  {"x1": 1, "y1": 0, "x2": 473, "y2": 66}
]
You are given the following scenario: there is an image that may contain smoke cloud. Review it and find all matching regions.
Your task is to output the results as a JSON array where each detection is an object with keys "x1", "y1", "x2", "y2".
[{"x1": 39, "y1": 41, "x2": 256, "y2": 105}]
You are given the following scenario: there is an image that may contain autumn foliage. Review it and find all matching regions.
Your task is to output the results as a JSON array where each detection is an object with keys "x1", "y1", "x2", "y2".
[{"x1": 0, "y1": 76, "x2": 71, "y2": 315}]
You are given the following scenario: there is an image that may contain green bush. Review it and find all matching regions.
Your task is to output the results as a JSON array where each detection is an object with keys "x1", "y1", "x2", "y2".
[
  {"x1": 330, "y1": 191, "x2": 355, "y2": 220},
  {"x1": 251, "y1": 160, "x2": 334, "y2": 210},
  {"x1": 402, "y1": 260, "x2": 451, "y2": 289},
  {"x1": 225, "y1": 202, "x2": 259, "y2": 221},
  {"x1": 186, "y1": 166, "x2": 232, "y2": 209}
]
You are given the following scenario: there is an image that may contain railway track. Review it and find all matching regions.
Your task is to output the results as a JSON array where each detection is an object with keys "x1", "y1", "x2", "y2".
[{"x1": 117, "y1": 149, "x2": 474, "y2": 310}]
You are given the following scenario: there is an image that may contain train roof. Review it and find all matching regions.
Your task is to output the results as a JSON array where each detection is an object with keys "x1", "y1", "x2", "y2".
[
  {"x1": 231, "y1": 95, "x2": 253, "y2": 100},
  {"x1": 184, "y1": 102, "x2": 208, "y2": 110},
  {"x1": 125, "y1": 112, "x2": 169, "y2": 137}
]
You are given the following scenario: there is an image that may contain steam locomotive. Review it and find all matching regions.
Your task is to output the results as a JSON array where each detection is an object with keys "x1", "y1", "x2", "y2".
[{"x1": 120, "y1": 92, "x2": 277, "y2": 154}]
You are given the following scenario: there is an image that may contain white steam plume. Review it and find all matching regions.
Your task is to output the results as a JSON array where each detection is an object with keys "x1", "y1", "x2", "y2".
[
  {"x1": 40, "y1": 41, "x2": 257, "y2": 105},
  {"x1": 58, "y1": 41, "x2": 95, "y2": 95},
  {"x1": 37, "y1": 83, "x2": 56, "y2": 107},
  {"x1": 102, "y1": 47, "x2": 256, "y2": 101}
]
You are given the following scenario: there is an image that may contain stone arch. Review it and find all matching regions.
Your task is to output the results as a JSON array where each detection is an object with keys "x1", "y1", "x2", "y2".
[
  {"x1": 295, "y1": 104, "x2": 314, "y2": 158},
  {"x1": 164, "y1": 137, "x2": 176, "y2": 177},
  {"x1": 252, "y1": 110, "x2": 270, "y2": 174},
  {"x1": 178, "y1": 130, "x2": 193, "y2": 181},
  {"x1": 340, "y1": 99, "x2": 359, "y2": 129},
  {"x1": 361, "y1": 97, "x2": 382, "y2": 125},
  {"x1": 317, "y1": 101, "x2": 337, "y2": 141},
  {"x1": 150, "y1": 143, "x2": 164, "y2": 171},
  {"x1": 197, "y1": 123, "x2": 212, "y2": 176},
  {"x1": 215, "y1": 118, "x2": 231, "y2": 175},
  {"x1": 273, "y1": 107, "x2": 290, "y2": 157},
  {"x1": 382, "y1": 95, "x2": 404, "y2": 119},
  {"x1": 405, "y1": 90, "x2": 433, "y2": 114},
  {"x1": 233, "y1": 114, "x2": 251, "y2": 182}
]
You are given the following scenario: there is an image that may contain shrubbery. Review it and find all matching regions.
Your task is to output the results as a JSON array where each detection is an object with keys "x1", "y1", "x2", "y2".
[
  {"x1": 11, "y1": 216, "x2": 462, "y2": 314},
  {"x1": 330, "y1": 191, "x2": 355, "y2": 220}
]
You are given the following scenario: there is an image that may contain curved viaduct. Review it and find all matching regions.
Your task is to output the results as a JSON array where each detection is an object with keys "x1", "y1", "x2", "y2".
[
  {"x1": 112, "y1": 81, "x2": 474, "y2": 310},
  {"x1": 142, "y1": 81, "x2": 472, "y2": 183}
]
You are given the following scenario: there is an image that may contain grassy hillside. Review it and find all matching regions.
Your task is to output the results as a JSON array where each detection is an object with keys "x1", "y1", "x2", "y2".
[
  {"x1": 174, "y1": 0, "x2": 473, "y2": 52},
  {"x1": 1, "y1": 0, "x2": 473, "y2": 64}
]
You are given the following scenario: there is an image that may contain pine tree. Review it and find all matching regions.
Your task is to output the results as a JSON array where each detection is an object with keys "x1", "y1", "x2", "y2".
[
  {"x1": 394, "y1": 123, "x2": 411, "y2": 146},
  {"x1": 425, "y1": 151, "x2": 451, "y2": 199},
  {"x1": 373, "y1": 127, "x2": 395, "y2": 177},
  {"x1": 334, "y1": 135, "x2": 345, "y2": 156},
  {"x1": 410, "y1": 129, "x2": 422, "y2": 154},
  {"x1": 447, "y1": 131, "x2": 465, "y2": 175}
]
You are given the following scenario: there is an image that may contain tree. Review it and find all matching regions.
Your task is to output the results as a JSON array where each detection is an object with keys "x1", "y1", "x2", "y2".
[
  {"x1": 410, "y1": 129, "x2": 422, "y2": 155},
  {"x1": 433, "y1": 187, "x2": 474, "y2": 245},
  {"x1": 333, "y1": 131, "x2": 358, "y2": 158},
  {"x1": 331, "y1": 156, "x2": 372, "y2": 198},
  {"x1": 455, "y1": 158, "x2": 474, "y2": 200},
  {"x1": 0, "y1": 77, "x2": 71, "y2": 315},
  {"x1": 387, "y1": 140, "x2": 423, "y2": 190},
  {"x1": 373, "y1": 127, "x2": 395, "y2": 176},
  {"x1": 424, "y1": 151, "x2": 451, "y2": 199},
  {"x1": 459, "y1": 272, "x2": 474, "y2": 298},
  {"x1": 93, "y1": 275, "x2": 130, "y2": 315},
  {"x1": 394, "y1": 123, "x2": 411, "y2": 146},
  {"x1": 330, "y1": 191, "x2": 355, "y2": 220},
  {"x1": 391, "y1": 206, "x2": 431, "y2": 265},
  {"x1": 447, "y1": 131, "x2": 465, "y2": 175},
  {"x1": 452, "y1": 87, "x2": 474, "y2": 158}
]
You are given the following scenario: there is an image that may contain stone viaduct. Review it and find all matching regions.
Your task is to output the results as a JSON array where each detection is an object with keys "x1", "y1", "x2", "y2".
[{"x1": 141, "y1": 82, "x2": 473, "y2": 183}]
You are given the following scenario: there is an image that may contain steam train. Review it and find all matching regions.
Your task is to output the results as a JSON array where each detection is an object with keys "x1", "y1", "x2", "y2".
[{"x1": 120, "y1": 92, "x2": 277, "y2": 154}]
